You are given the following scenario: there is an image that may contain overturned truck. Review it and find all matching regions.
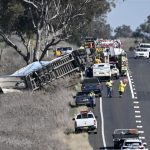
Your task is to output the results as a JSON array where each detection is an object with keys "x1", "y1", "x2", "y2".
[{"x1": 0, "y1": 51, "x2": 88, "y2": 93}]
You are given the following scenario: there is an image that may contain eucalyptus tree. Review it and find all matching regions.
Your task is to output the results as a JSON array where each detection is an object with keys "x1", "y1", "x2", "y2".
[{"x1": 0, "y1": 0, "x2": 115, "y2": 64}]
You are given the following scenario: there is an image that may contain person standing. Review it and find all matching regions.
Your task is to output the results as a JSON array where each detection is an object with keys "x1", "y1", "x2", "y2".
[
  {"x1": 106, "y1": 79, "x2": 113, "y2": 98},
  {"x1": 118, "y1": 80, "x2": 126, "y2": 97},
  {"x1": 88, "y1": 91, "x2": 95, "y2": 108}
]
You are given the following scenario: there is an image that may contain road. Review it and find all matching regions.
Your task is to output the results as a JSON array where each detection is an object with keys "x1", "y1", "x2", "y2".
[{"x1": 89, "y1": 51, "x2": 150, "y2": 150}]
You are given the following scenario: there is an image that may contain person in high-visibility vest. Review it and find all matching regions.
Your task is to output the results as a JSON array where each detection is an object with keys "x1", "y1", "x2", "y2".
[
  {"x1": 106, "y1": 79, "x2": 113, "y2": 98},
  {"x1": 55, "y1": 49, "x2": 62, "y2": 57},
  {"x1": 88, "y1": 91, "x2": 95, "y2": 108},
  {"x1": 95, "y1": 58, "x2": 101, "y2": 64},
  {"x1": 118, "y1": 80, "x2": 127, "y2": 97}
]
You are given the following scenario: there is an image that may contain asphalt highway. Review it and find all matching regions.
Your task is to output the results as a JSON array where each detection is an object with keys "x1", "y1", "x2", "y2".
[{"x1": 89, "y1": 51, "x2": 150, "y2": 150}]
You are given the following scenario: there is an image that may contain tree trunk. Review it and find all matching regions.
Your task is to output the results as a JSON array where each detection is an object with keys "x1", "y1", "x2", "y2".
[{"x1": 33, "y1": 29, "x2": 42, "y2": 62}]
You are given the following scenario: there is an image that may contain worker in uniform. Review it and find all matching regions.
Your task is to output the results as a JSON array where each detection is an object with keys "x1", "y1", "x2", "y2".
[
  {"x1": 95, "y1": 58, "x2": 101, "y2": 64},
  {"x1": 55, "y1": 49, "x2": 62, "y2": 57},
  {"x1": 118, "y1": 80, "x2": 127, "y2": 97},
  {"x1": 106, "y1": 79, "x2": 113, "y2": 98},
  {"x1": 88, "y1": 91, "x2": 95, "y2": 108}
]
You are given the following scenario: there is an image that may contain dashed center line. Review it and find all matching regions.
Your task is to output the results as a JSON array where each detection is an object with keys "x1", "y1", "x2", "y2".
[
  {"x1": 135, "y1": 115, "x2": 141, "y2": 118},
  {"x1": 136, "y1": 120, "x2": 142, "y2": 123},
  {"x1": 137, "y1": 125, "x2": 143, "y2": 128},
  {"x1": 134, "y1": 106, "x2": 140, "y2": 109},
  {"x1": 135, "y1": 110, "x2": 140, "y2": 113},
  {"x1": 138, "y1": 130, "x2": 144, "y2": 134}
]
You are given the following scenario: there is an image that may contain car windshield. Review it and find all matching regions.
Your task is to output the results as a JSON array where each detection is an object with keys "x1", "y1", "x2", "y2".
[
  {"x1": 81, "y1": 113, "x2": 88, "y2": 119},
  {"x1": 140, "y1": 45, "x2": 150, "y2": 48},
  {"x1": 136, "y1": 49, "x2": 148, "y2": 52},
  {"x1": 88, "y1": 114, "x2": 94, "y2": 118},
  {"x1": 82, "y1": 78, "x2": 99, "y2": 84},
  {"x1": 76, "y1": 92, "x2": 87, "y2": 96},
  {"x1": 57, "y1": 47, "x2": 72, "y2": 51}
]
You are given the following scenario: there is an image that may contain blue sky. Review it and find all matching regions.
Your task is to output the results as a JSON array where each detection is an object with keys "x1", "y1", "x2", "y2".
[{"x1": 107, "y1": 0, "x2": 150, "y2": 32}]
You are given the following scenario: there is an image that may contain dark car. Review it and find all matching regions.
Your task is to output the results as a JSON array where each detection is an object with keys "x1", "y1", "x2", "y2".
[
  {"x1": 74, "y1": 91, "x2": 96, "y2": 107},
  {"x1": 81, "y1": 77, "x2": 103, "y2": 97}
]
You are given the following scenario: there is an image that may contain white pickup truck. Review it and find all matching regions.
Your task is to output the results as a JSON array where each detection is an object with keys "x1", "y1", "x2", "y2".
[
  {"x1": 92, "y1": 63, "x2": 111, "y2": 81},
  {"x1": 73, "y1": 110, "x2": 97, "y2": 133}
]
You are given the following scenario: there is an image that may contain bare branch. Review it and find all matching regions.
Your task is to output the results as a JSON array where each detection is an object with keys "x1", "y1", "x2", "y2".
[
  {"x1": 23, "y1": 0, "x2": 38, "y2": 8},
  {"x1": 0, "y1": 31, "x2": 29, "y2": 63}
]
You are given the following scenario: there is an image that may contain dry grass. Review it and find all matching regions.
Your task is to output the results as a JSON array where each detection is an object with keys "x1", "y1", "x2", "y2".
[{"x1": 0, "y1": 75, "x2": 93, "y2": 150}]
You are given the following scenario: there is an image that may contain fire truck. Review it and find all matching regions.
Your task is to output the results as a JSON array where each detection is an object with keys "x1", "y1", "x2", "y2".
[{"x1": 95, "y1": 39, "x2": 128, "y2": 76}]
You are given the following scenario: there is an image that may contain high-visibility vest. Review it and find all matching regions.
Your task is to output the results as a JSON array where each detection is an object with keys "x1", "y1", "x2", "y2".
[
  {"x1": 118, "y1": 83, "x2": 126, "y2": 92},
  {"x1": 106, "y1": 80, "x2": 113, "y2": 87},
  {"x1": 55, "y1": 50, "x2": 61, "y2": 56}
]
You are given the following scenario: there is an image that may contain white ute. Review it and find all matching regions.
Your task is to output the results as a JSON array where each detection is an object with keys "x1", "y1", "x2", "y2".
[
  {"x1": 73, "y1": 110, "x2": 97, "y2": 133},
  {"x1": 134, "y1": 48, "x2": 149, "y2": 59}
]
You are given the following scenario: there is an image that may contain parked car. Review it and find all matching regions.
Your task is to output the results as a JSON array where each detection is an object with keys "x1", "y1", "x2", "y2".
[
  {"x1": 73, "y1": 91, "x2": 96, "y2": 107},
  {"x1": 81, "y1": 77, "x2": 103, "y2": 97},
  {"x1": 134, "y1": 48, "x2": 149, "y2": 59},
  {"x1": 57, "y1": 47, "x2": 73, "y2": 56}
]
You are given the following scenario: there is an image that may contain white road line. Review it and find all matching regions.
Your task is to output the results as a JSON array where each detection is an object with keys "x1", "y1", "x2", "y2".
[
  {"x1": 138, "y1": 130, "x2": 144, "y2": 134},
  {"x1": 133, "y1": 101, "x2": 139, "y2": 104},
  {"x1": 135, "y1": 115, "x2": 141, "y2": 118},
  {"x1": 136, "y1": 120, "x2": 142, "y2": 123},
  {"x1": 135, "y1": 110, "x2": 140, "y2": 113},
  {"x1": 100, "y1": 97, "x2": 107, "y2": 150},
  {"x1": 127, "y1": 70, "x2": 135, "y2": 99},
  {"x1": 139, "y1": 137, "x2": 145, "y2": 140},
  {"x1": 137, "y1": 125, "x2": 143, "y2": 128},
  {"x1": 134, "y1": 97, "x2": 138, "y2": 99},
  {"x1": 134, "y1": 106, "x2": 140, "y2": 109}
]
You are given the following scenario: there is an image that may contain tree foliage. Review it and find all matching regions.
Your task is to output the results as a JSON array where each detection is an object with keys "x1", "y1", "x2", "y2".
[
  {"x1": 114, "y1": 25, "x2": 133, "y2": 38},
  {"x1": 0, "y1": 0, "x2": 115, "y2": 64},
  {"x1": 133, "y1": 15, "x2": 150, "y2": 41}
]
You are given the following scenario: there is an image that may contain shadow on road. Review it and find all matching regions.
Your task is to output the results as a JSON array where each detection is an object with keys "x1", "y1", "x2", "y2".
[{"x1": 99, "y1": 146, "x2": 116, "y2": 149}]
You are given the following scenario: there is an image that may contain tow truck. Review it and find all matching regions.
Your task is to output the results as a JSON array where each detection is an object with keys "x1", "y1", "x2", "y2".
[
  {"x1": 112, "y1": 129, "x2": 147, "y2": 149},
  {"x1": 72, "y1": 110, "x2": 97, "y2": 134}
]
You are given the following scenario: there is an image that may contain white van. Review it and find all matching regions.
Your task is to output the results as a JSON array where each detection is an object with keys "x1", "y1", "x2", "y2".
[{"x1": 134, "y1": 48, "x2": 149, "y2": 59}]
